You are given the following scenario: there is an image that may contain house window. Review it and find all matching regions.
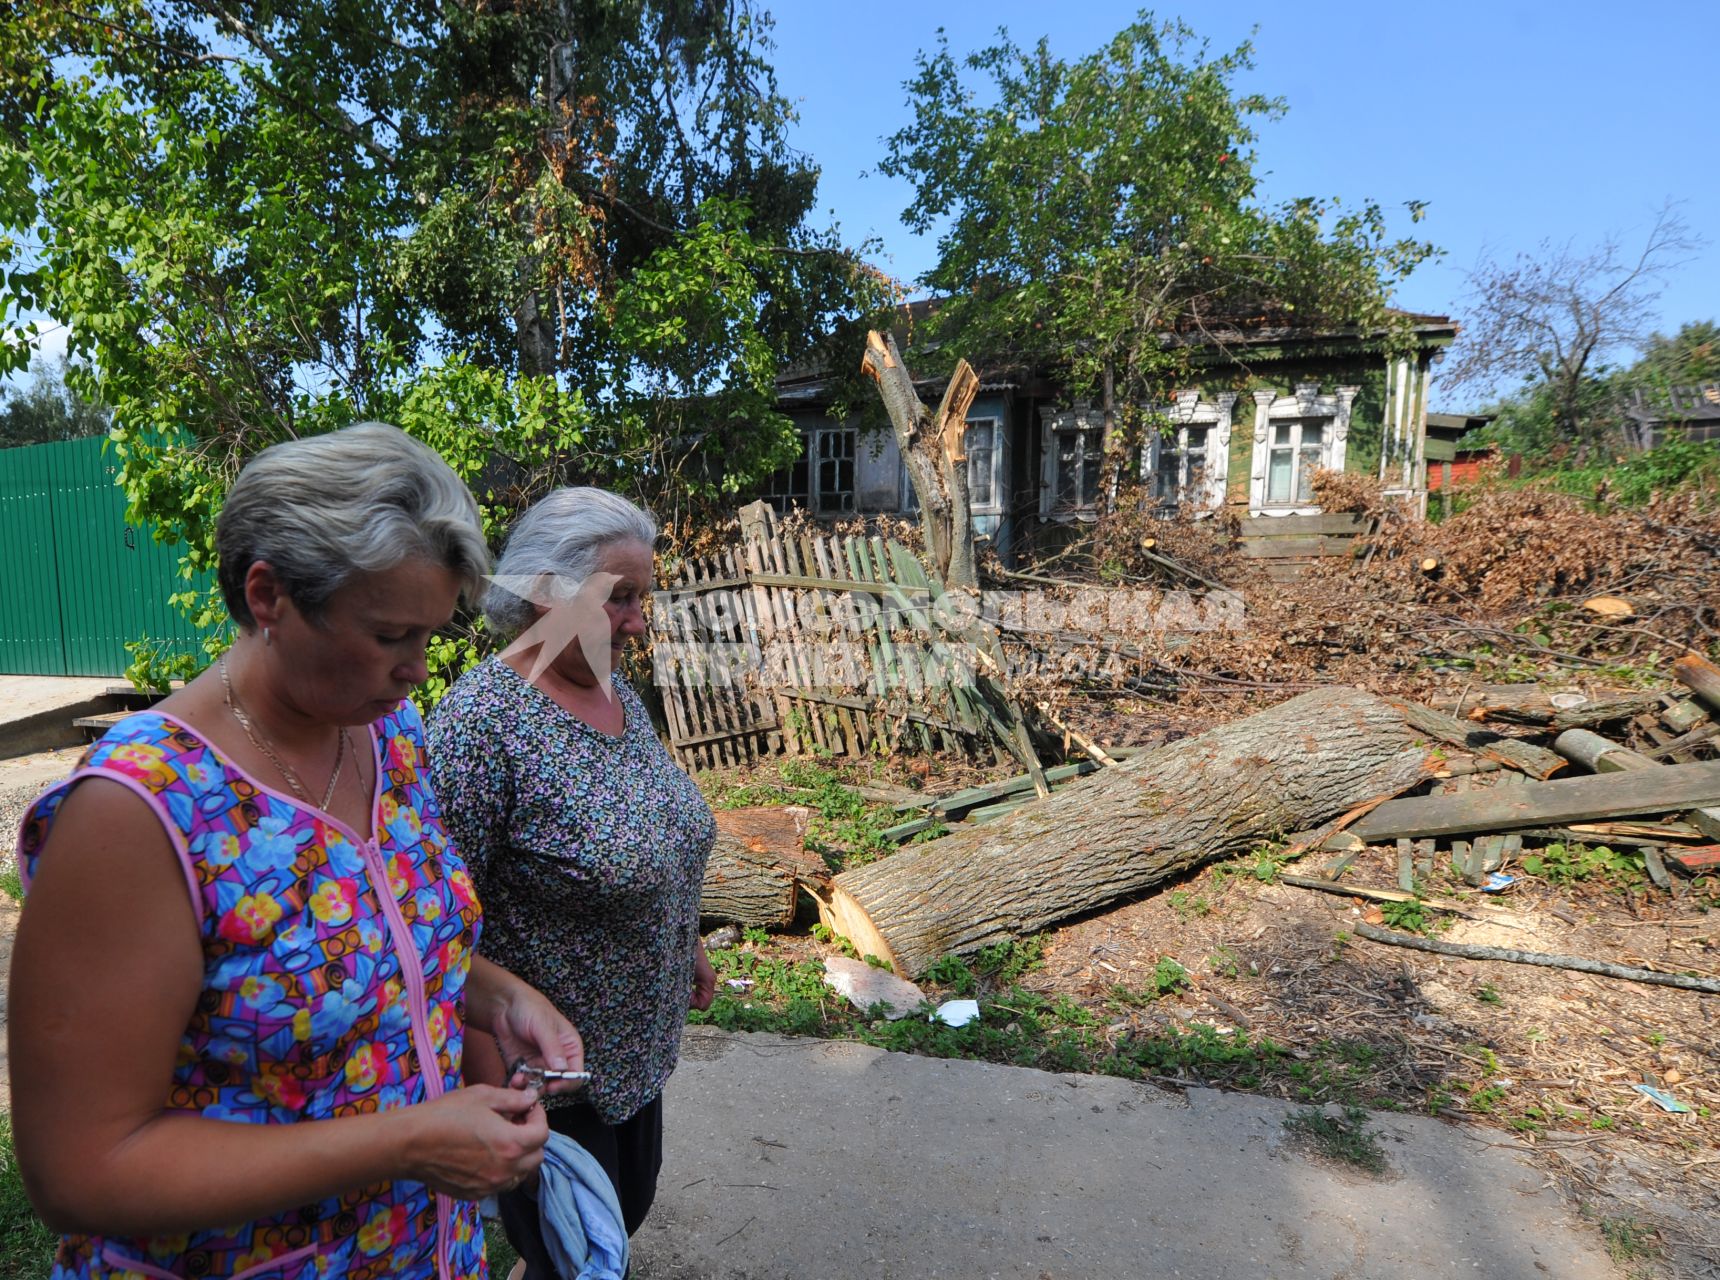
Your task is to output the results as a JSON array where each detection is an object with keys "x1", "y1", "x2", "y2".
[
  {"x1": 815, "y1": 426, "x2": 855, "y2": 513},
  {"x1": 1266, "y1": 419, "x2": 1326, "y2": 505},
  {"x1": 1052, "y1": 421, "x2": 1104, "y2": 511},
  {"x1": 765, "y1": 426, "x2": 856, "y2": 515},
  {"x1": 1147, "y1": 425, "x2": 1212, "y2": 507},
  {"x1": 764, "y1": 445, "x2": 809, "y2": 513},
  {"x1": 966, "y1": 417, "x2": 1003, "y2": 510}
]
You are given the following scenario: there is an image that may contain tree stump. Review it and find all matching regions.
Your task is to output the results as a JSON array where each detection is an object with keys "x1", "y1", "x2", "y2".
[
  {"x1": 700, "y1": 806, "x2": 823, "y2": 928},
  {"x1": 820, "y1": 687, "x2": 1433, "y2": 976}
]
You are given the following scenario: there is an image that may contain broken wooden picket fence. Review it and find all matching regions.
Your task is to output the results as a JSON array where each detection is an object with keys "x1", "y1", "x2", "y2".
[{"x1": 653, "y1": 502, "x2": 1016, "y2": 772}]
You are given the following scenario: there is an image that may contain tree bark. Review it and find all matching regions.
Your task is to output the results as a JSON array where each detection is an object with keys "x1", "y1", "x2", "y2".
[
  {"x1": 700, "y1": 806, "x2": 824, "y2": 928},
  {"x1": 820, "y1": 686, "x2": 1433, "y2": 976},
  {"x1": 1673, "y1": 651, "x2": 1720, "y2": 716},
  {"x1": 859, "y1": 330, "x2": 979, "y2": 588}
]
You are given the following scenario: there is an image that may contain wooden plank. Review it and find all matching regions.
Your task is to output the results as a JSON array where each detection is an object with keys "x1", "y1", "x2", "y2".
[
  {"x1": 1351, "y1": 761, "x2": 1720, "y2": 841},
  {"x1": 1554, "y1": 729, "x2": 1720, "y2": 842},
  {"x1": 1667, "y1": 845, "x2": 1720, "y2": 875},
  {"x1": 749, "y1": 571, "x2": 933, "y2": 596},
  {"x1": 1238, "y1": 513, "x2": 1366, "y2": 536},
  {"x1": 1237, "y1": 536, "x2": 1331, "y2": 558}
]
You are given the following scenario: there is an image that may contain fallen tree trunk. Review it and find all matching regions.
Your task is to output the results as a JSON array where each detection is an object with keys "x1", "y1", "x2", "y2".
[
  {"x1": 820, "y1": 686, "x2": 1433, "y2": 976},
  {"x1": 700, "y1": 806, "x2": 822, "y2": 928}
]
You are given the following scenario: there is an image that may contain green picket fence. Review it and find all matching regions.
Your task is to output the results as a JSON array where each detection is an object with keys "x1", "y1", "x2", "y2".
[{"x1": 0, "y1": 435, "x2": 216, "y2": 677}]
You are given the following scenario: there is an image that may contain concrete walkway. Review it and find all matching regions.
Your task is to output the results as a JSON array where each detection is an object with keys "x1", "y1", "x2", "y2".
[
  {"x1": 631, "y1": 1028, "x2": 1616, "y2": 1280},
  {"x1": 0, "y1": 674, "x2": 114, "y2": 755}
]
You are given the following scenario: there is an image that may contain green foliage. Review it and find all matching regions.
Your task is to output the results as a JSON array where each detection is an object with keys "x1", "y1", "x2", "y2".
[
  {"x1": 0, "y1": 1114, "x2": 57, "y2": 1278},
  {"x1": 1474, "y1": 983, "x2": 1503, "y2": 1006},
  {"x1": 1521, "y1": 842, "x2": 1644, "y2": 888},
  {"x1": 1535, "y1": 433, "x2": 1720, "y2": 506},
  {"x1": 1281, "y1": 1105, "x2": 1388, "y2": 1176},
  {"x1": 711, "y1": 760, "x2": 901, "y2": 871},
  {"x1": 0, "y1": 355, "x2": 109, "y2": 446},
  {"x1": 0, "y1": 854, "x2": 21, "y2": 903},
  {"x1": 1615, "y1": 320, "x2": 1720, "y2": 393},
  {"x1": 1379, "y1": 897, "x2": 1433, "y2": 935},
  {"x1": 1, "y1": 1, "x2": 884, "y2": 691},
  {"x1": 879, "y1": 17, "x2": 1434, "y2": 430}
]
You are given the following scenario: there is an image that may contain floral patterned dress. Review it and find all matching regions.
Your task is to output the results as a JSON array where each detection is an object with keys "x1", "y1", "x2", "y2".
[
  {"x1": 14, "y1": 701, "x2": 486, "y2": 1280},
  {"x1": 429, "y1": 659, "x2": 715, "y2": 1125}
]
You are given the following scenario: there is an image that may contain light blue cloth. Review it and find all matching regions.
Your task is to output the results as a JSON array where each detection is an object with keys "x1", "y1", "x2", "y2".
[{"x1": 524, "y1": 1132, "x2": 630, "y2": 1280}]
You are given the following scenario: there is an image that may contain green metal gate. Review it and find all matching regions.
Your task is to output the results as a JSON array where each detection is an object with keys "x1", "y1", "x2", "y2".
[{"x1": 0, "y1": 435, "x2": 217, "y2": 676}]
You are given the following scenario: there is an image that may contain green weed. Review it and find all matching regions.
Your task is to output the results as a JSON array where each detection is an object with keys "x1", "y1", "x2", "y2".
[
  {"x1": 1598, "y1": 1216, "x2": 1661, "y2": 1268},
  {"x1": 1169, "y1": 890, "x2": 1212, "y2": 920},
  {"x1": 0, "y1": 1114, "x2": 56, "y2": 1278},
  {"x1": 1522, "y1": 842, "x2": 1644, "y2": 887},
  {"x1": 1474, "y1": 983, "x2": 1503, "y2": 1006},
  {"x1": 1281, "y1": 1106, "x2": 1389, "y2": 1176},
  {"x1": 1380, "y1": 897, "x2": 1433, "y2": 934},
  {"x1": 0, "y1": 858, "x2": 22, "y2": 905}
]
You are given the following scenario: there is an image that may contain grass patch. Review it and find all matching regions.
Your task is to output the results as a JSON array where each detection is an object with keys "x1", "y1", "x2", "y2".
[
  {"x1": 0, "y1": 1114, "x2": 57, "y2": 1278},
  {"x1": 693, "y1": 937, "x2": 1401, "y2": 1101},
  {"x1": 1281, "y1": 1105, "x2": 1389, "y2": 1176},
  {"x1": 1598, "y1": 1215, "x2": 1661, "y2": 1271},
  {"x1": 0, "y1": 859, "x2": 22, "y2": 905}
]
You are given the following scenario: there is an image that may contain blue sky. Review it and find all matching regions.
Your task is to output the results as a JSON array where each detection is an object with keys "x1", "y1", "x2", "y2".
[{"x1": 765, "y1": 0, "x2": 1719, "y2": 408}]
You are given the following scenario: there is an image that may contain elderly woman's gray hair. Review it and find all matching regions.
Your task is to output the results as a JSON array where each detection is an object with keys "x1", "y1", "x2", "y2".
[
  {"x1": 216, "y1": 421, "x2": 489, "y2": 626},
  {"x1": 483, "y1": 487, "x2": 658, "y2": 637}
]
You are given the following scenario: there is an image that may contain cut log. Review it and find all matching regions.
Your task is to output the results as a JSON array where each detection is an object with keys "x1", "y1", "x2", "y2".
[
  {"x1": 1673, "y1": 651, "x2": 1720, "y2": 716},
  {"x1": 820, "y1": 686, "x2": 1433, "y2": 976},
  {"x1": 1389, "y1": 698, "x2": 1566, "y2": 780},
  {"x1": 1661, "y1": 698, "x2": 1711, "y2": 734},
  {"x1": 700, "y1": 806, "x2": 823, "y2": 928},
  {"x1": 1350, "y1": 760, "x2": 1720, "y2": 842},
  {"x1": 1552, "y1": 728, "x2": 1656, "y2": 774}
]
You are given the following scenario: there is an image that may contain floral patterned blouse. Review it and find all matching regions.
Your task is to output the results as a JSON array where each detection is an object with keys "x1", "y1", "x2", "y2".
[
  {"x1": 429, "y1": 659, "x2": 715, "y2": 1125},
  {"x1": 14, "y1": 702, "x2": 486, "y2": 1280}
]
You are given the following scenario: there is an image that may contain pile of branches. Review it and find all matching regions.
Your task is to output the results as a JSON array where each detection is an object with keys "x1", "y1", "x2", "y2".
[{"x1": 990, "y1": 474, "x2": 1720, "y2": 737}]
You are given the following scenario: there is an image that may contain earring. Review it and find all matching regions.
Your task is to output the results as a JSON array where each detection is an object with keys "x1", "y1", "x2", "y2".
[{"x1": 263, "y1": 626, "x2": 272, "y2": 646}]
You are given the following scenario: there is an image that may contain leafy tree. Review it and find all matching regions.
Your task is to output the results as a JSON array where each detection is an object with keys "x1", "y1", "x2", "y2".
[
  {"x1": 0, "y1": 0, "x2": 881, "y2": 686},
  {"x1": 878, "y1": 16, "x2": 1435, "y2": 508},
  {"x1": 1443, "y1": 204, "x2": 1700, "y2": 449},
  {"x1": 1616, "y1": 320, "x2": 1720, "y2": 394},
  {"x1": 0, "y1": 356, "x2": 110, "y2": 446}
]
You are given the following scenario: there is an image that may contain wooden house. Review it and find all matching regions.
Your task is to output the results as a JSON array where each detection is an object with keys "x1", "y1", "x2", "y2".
[{"x1": 760, "y1": 309, "x2": 1459, "y2": 562}]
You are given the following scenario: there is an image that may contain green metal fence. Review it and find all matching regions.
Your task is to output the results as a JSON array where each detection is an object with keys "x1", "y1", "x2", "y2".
[{"x1": 0, "y1": 435, "x2": 217, "y2": 676}]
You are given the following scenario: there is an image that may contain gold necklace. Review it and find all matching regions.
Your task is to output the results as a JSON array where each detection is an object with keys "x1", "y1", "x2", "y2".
[{"x1": 220, "y1": 656, "x2": 348, "y2": 810}]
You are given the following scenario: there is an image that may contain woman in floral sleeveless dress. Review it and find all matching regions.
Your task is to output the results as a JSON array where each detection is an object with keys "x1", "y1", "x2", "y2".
[{"x1": 9, "y1": 424, "x2": 583, "y2": 1280}]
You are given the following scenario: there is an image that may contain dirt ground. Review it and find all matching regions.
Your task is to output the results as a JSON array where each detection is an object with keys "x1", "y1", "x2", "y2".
[{"x1": 719, "y1": 791, "x2": 1719, "y2": 1277}]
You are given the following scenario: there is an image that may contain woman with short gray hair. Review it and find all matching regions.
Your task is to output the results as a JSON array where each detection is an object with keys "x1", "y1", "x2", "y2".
[
  {"x1": 432, "y1": 486, "x2": 717, "y2": 1277},
  {"x1": 12, "y1": 421, "x2": 585, "y2": 1280}
]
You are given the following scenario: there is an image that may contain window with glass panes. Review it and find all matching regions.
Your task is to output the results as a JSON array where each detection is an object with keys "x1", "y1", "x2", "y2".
[
  {"x1": 764, "y1": 426, "x2": 857, "y2": 514},
  {"x1": 1150, "y1": 425, "x2": 1211, "y2": 506},
  {"x1": 1053, "y1": 422, "x2": 1104, "y2": 510},
  {"x1": 1265, "y1": 419, "x2": 1327, "y2": 504},
  {"x1": 965, "y1": 418, "x2": 1002, "y2": 509},
  {"x1": 815, "y1": 426, "x2": 856, "y2": 513}
]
